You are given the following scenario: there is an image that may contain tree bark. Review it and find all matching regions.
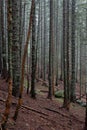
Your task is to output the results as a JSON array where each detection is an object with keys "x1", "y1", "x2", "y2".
[
  {"x1": 31, "y1": 0, "x2": 36, "y2": 98},
  {"x1": 13, "y1": 0, "x2": 33, "y2": 121},
  {"x1": 70, "y1": 0, "x2": 76, "y2": 102},
  {"x1": 48, "y1": 0, "x2": 54, "y2": 99}
]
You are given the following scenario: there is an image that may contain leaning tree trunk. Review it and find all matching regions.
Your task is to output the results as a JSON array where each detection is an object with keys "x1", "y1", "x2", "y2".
[
  {"x1": 1, "y1": 1, "x2": 13, "y2": 129},
  {"x1": 1, "y1": 78, "x2": 12, "y2": 130},
  {"x1": 13, "y1": 0, "x2": 33, "y2": 121}
]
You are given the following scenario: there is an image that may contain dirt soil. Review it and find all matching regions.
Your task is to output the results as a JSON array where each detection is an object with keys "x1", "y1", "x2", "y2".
[{"x1": 0, "y1": 78, "x2": 86, "y2": 130}]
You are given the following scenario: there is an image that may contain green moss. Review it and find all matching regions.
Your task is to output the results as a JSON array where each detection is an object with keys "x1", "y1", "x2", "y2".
[{"x1": 55, "y1": 90, "x2": 64, "y2": 98}]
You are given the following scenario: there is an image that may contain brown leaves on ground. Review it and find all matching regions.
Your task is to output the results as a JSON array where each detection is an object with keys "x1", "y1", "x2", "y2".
[{"x1": 0, "y1": 79, "x2": 86, "y2": 130}]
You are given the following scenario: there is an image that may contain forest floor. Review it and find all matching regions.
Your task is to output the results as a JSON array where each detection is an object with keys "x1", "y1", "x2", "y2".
[{"x1": 0, "y1": 78, "x2": 86, "y2": 130}]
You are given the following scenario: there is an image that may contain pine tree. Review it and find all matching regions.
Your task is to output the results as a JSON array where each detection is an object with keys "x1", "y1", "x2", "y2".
[
  {"x1": 13, "y1": 0, "x2": 33, "y2": 121},
  {"x1": 63, "y1": 0, "x2": 70, "y2": 110},
  {"x1": 0, "y1": 0, "x2": 2, "y2": 74},
  {"x1": 70, "y1": 0, "x2": 76, "y2": 102},
  {"x1": 31, "y1": 0, "x2": 36, "y2": 98},
  {"x1": 12, "y1": 0, "x2": 21, "y2": 96},
  {"x1": 48, "y1": 0, "x2": 54, "y2": 99},
  {"x1": 1, "y1": 0, "x2": 7, "y2": 78}
]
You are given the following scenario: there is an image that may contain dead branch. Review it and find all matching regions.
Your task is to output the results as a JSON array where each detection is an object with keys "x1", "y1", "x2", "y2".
[
  {"x1": 44, "y1": 107, "x2": 69, "y2": 118},
  {"x1": 21, "y1": 105, "x2": 48, "y2": 116},
  {"x1": 44, "y1": 107, "x2": 84, "y2": 123}
]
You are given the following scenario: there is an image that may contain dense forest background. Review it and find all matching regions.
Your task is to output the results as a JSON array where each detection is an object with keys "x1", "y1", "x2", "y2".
[{"x1": 0, "y1": 0, "x2": 87, "y2": 130}]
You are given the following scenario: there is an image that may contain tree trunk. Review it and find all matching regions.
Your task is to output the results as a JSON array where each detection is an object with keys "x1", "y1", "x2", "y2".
[
  {"x1": 48, "y1": 0, "x2": 54, "y2": 99},
  {"x1": 0, "y1": 0, "x2": 2, "y2": 74},
  {"x1": 55, "y1": 0, "x2": 59, "y2": 86},
  {"x1": 30, "y1": 0, "x2": 36, "y2": 98},
  {"x1": 63, "y1": 0, "x2": 70, "y2": 110},
  {"x1": 43, "y1": 0, "x2": 46, "y2": 81},
  {"x1": 85, "y1": 8, "x2": 87, "y2": 130},
  {"x1": 70, "y1": 0, "x2": 76, "y2": 102},
  {"x1": 12, "y1": 0, "x2": 21, "y2": 97},
  {"x1": 1, "y1": 0, "x2": 7, "y2": 78},
  {"x1": 13, "y1": 0, "x2": 33, "y2": 121}
]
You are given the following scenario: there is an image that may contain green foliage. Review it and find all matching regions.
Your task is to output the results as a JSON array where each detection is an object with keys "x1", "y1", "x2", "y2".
[{"x1": 55, "y1": 90, "x2": 64, "y2": 98}]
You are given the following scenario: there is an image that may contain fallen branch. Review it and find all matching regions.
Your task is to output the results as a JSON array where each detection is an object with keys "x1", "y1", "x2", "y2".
[
  {"x1": 0, "y1": 97, "x2": 85, "y2": 124},
  {"x1": 21, "y1": 105, "x2": 48, "y2": 116},
  {"x1": 44, "y1": 107, "x2": 84, "y2": 123},
  {"x1": 44, "y1": 107, "x2": 69, "y2": 118},
  {"x1": 0, "y1": 98, "x2": 48, "y2": 120}
]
